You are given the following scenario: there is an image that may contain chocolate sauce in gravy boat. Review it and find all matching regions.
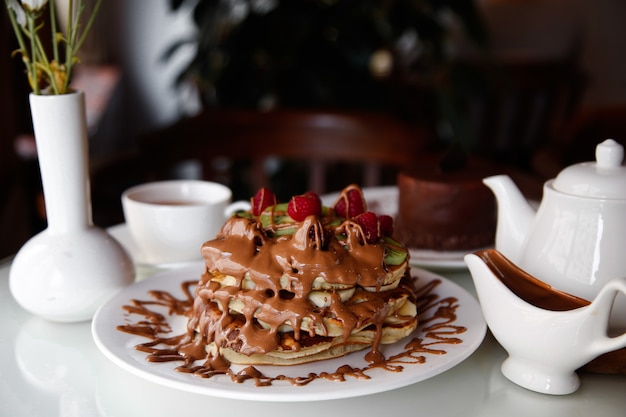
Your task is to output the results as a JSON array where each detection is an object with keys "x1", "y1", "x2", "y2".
[{"x1": 466, "y1": 249, "x2": 626, "y2": 395}]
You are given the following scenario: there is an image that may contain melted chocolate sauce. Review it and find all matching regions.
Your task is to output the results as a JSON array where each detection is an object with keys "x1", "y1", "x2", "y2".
[
  {"x1": 116, "y1": 276, "x2": 464, "y2": 387},
  {"x1": 475, "y1": 249, "x2": 589, "y2": 311},
  {"x1": 116, "y1": 186, "x2": 466, "y2": 386}
]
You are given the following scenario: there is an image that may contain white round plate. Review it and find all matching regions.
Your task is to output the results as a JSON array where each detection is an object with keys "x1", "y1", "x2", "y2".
[
  {"x1": 408, "y1": 248, "x2": 478, "y2": 270},
  {"x1": 92, "y1": 265, "x2": 486, "y2": 402}
]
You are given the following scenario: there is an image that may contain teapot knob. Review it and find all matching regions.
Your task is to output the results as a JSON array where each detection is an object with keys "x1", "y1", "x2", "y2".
[{"x1": 596, "y1": 139, "x2": 624, "y2": 169}]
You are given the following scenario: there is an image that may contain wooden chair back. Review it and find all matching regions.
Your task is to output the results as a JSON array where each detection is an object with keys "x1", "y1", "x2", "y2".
[
  {"x1": 531, "y1": 104, "x2": 626, "y2": 178},
  {"x1": 454, "y1": 59, "x2": 585, "y2": 169},
  {"x1": 136, "y1": 109, "x2": 433, "y2": 196},
  {"x1": 560, "y1": 105, "x2": 626, "y2": 165}
]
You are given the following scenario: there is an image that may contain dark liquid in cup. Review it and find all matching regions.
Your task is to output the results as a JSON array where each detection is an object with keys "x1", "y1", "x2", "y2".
[{"x1": 148, "y1": 200, "x2": 209, "y2": 206}]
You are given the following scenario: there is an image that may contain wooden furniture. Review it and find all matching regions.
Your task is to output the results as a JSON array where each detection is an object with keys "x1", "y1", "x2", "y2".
[
  {"x1": 139, "y1": 109, "x2": 432, "y2": 193},
  {"x1": 557, "y1": 105, "x2": 626, "y2": 164},
  {"x1": 89, "y1": 109, "x2": 433, "y2": 225},
  {"x1": 451, "y1": 58, "x2": 585, "y2": 170},
  {"x1": 532, "y1": 105, "x2": 626, "y2": 179}
]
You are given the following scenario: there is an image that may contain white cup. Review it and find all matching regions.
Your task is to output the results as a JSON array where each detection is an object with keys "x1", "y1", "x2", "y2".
[{"x1": 121, "y1": 180, "x2": 250, "y2": 264}]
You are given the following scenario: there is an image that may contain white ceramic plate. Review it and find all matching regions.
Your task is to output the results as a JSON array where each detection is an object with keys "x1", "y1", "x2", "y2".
[
  {"x1": 321, "y1": 187, "x2": 486, "y2": 270},
  {"x1": 408, "y1": 248, "x2": 479, "y2": 270},
  {"x1": 92, "y1": 265, "x2": 486, "y2": 402}
]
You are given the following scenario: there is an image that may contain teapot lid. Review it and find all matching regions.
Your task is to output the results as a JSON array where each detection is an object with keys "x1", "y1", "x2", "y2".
[{"x1": 553, "y1": 139, "x2": 626, "y2": 199}]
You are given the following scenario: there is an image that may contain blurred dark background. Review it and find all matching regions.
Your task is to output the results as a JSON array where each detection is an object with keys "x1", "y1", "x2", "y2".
[{"x1": 2, "y1": 0, "x2": 626, "y2": 258}]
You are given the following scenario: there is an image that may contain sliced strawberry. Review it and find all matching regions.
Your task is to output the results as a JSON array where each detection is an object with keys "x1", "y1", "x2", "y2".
[
  {"x1": 354, "y1": 211, "x2": 379, "y2": 243},
  {"x1": 287, "y1": 192, "x2": 322, "y2": 221},
  {"x1": 251, "y1": 187, "x2": 277, "y2": 216},
  {"x1": 378, "y1": 214, "x2": 394, "y2": 237},
  {"x1": 334, "y1": 186, "x2": 366, "y2": 218}
]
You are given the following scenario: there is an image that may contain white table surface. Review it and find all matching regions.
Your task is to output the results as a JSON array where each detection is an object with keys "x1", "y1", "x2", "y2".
[{"x1": 2, "y1": 255, "x2": 626, "y2": 417}]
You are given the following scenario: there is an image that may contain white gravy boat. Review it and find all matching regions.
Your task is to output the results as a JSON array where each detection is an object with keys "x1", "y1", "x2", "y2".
[{"x1": 465, "y1": 249, "x2": 626, "y2": 395}]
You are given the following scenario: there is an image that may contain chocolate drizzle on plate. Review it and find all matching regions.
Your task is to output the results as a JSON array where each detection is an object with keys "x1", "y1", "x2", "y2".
[{"x1": 116, "y1": 275, "x2": 465, "y2": 387}]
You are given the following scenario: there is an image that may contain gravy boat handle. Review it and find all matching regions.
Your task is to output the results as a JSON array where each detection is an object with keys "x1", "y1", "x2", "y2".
[{"x1": 589, "y1": 277, "x2": 626, "y2": 354}]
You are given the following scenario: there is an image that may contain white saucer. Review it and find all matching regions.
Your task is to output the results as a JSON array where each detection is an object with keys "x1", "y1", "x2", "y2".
[{"x1": 107, "y1": 224, "x2": 202, "y2": 273}]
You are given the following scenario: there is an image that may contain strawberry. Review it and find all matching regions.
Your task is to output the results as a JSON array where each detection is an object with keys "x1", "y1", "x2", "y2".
[
  {"x1": 334, "y1": 186, "x2": 366, "y2": 219},
  {"x1": 251, "y1": 187, "x2": 277, "y2": 216},
  {"x1": 354, "y1": 211, "x2": 379, "y2": 243},
  {"x1": 287, "y1": 192, "x2": 322, "y2": 221},
  {"x1": 378, "y1": 214, "x2": 394, "y2": 237}
]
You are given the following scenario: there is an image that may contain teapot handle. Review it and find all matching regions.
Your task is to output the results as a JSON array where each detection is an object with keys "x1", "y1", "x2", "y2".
[{"x1": 588, "y1": 277, "x2": 626, "y2": 354}]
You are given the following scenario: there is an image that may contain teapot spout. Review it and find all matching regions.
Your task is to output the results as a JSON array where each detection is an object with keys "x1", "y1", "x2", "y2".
[{"x1": 483, "y1": 175, "x2": 536, "y2": 263}]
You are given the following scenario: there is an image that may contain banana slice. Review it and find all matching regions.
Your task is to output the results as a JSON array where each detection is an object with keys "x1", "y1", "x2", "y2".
[
  {"x1": 213, "y1": 273, "x2": 357, "y2": 292},
  {"x1": 307, "y1": 287, "x2": 355, "y2": 308},
  {"x1": 310, "y1": 276, "x2": 354, "y2": 290}
]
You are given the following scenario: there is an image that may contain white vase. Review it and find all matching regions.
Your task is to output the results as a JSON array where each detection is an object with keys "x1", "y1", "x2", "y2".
[{"x1": 9, "y1": 91, "x2": 134, "y2": 323}]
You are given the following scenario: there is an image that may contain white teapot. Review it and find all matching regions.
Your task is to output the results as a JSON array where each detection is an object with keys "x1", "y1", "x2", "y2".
[{"x1": 483, "y1": 139, "x2": 626, "y2": 328}]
